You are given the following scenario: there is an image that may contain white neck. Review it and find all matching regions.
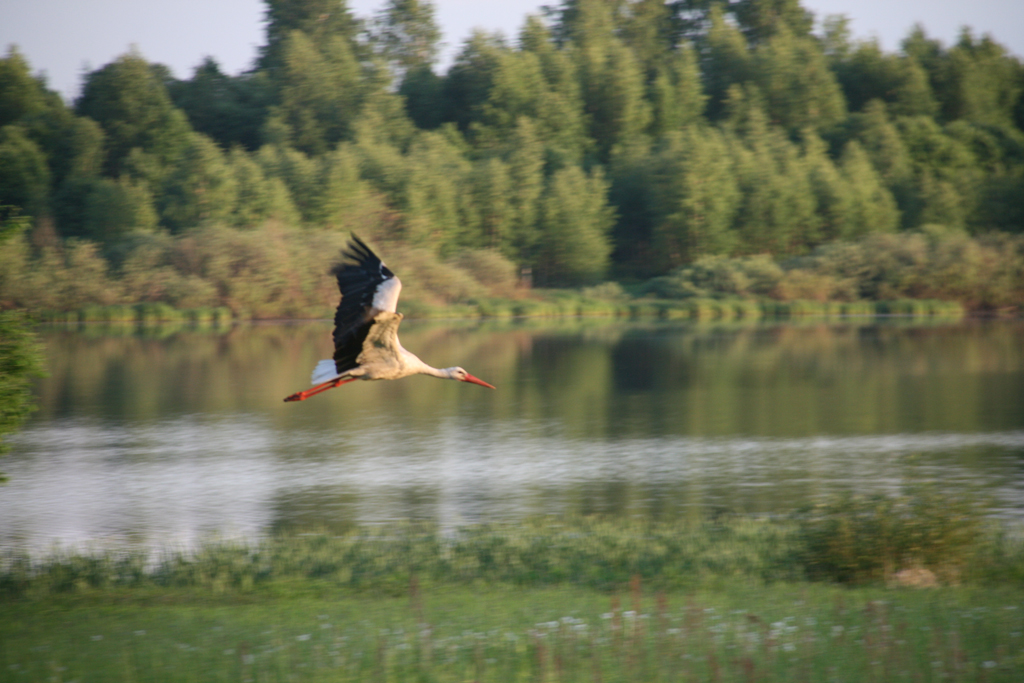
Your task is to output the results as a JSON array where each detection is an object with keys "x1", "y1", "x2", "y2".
[
  {"x1": 405, "y1": 352, "x2": 457, "y2": 380},
  {"x1": 429, "y1": 366, "x2": 460, "y2": 380}
]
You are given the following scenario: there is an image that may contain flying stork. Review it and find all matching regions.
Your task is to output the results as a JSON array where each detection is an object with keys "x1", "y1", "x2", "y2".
[{"x1": 284, "y1": 235, "x2": 495, "y2": 402}]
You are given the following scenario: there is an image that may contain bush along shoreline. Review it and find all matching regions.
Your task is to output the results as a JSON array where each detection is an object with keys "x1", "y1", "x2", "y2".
[
  {"x1": 3, "y1": 487, "x2": 1021, "y2": 598},
  {"x1": 2, "y1": 227, "x2": 1018, "y2": 323}
]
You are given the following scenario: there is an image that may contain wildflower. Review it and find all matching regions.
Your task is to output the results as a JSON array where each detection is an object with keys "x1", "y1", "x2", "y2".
[{"x1": 297, "y1": 634, "x2": 311, "y2": 641}]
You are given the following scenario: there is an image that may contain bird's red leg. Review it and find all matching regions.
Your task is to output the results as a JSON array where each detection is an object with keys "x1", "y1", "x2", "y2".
[{"x1": 283, "y1": 377, "x2": 356, "y2": 402}]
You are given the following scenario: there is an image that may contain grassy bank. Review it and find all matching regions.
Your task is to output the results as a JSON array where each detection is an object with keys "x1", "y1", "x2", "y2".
[
  {"x1": 4, "y1": 583, "x2": 1024, "y2": 682},
  {"x1": 3, "y1": 494, "x2": 1024, "y2": 681},
  {"x1": 5, "y1": 505, "x2": 1022, "y2": 601}
]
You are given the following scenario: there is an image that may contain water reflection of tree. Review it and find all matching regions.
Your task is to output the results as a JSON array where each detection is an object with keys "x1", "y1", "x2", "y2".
[{"x1": 29, "y1": 320, "x2": 1024, "y2": 439}]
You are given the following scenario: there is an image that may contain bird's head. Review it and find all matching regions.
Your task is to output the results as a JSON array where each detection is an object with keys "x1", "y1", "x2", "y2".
[{"x1": 448, "y1": 367, "x2": 496, "y2": 389}]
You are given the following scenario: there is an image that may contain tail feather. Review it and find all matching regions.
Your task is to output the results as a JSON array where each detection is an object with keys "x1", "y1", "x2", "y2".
[{"x1": 311, "y1": 359, "x2": 340, "y2": 385}]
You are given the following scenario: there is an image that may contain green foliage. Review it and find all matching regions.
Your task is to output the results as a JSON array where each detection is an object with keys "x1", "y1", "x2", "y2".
[
  {"x1": 648, "y1": 45, "x2": 706, "y2": 136},
  {"x1": 643, "y1": 254, "x2": 782, "y2": 299},
  {"x1": 641, "y1": 230, "x2": 1024, "y2": 311},
  {"x1": 752, "y1": 26, "x2": 847, "y2": 134},
  {"x1": 0, "y1": 125, "x2": 50, "y2": 217},
  {"x1": 0, "y1": 311, "x2": 45, "y2": 477},
  {"x1": 259, "y1": 0, "x2": 363, "y2": 72},
  {"x1": 535, "y1": 165, "x2": 614, "y2": 285},
  {"x1": 795, "y1": 486, "x2": 987, "y2": 584},
  {"x1": 834, "y1": 40, "x2": 938, "y2": 117},
  {"x1": 371, "y1": 0, "x2": 442, "y2": 74},
  {"x1": 167, "y1": 58, "x2": 272, "y2": 151},
  {"x1": 158, "y1": 133, "x2": 238, "y2": 230},
  {"x1": 0, "y1": 46, "x2": 49, "y2": 128},
  {"x1": 648, "y1": 127, "x2": 740, "y2": 268},
  {"x1": 81, "y1": 176, "x2": 159, "y2": 242},
  {"x1": 272, "y1": 29, "x2": 365, "y2": 155},
  {"x1": 1, "y1": 0, "x2": 1023, "y2": 292},
  {"x1": 3, "y1": 490, "x2": 1020, "y2": 597},
  {"x1": 75, "y1": 51, "x2": 193, "y2": 176},
  {"x1": 728, "y1": 112, "x2": 818, "y2": 253}
]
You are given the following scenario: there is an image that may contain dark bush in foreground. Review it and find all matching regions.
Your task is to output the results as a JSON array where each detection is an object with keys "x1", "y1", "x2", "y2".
[{"x1": 794, "y1": 486, "x2": 991, "y2": 584}]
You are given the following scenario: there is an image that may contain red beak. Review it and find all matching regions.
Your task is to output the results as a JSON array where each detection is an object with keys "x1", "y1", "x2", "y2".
[{"x1": 462, "y1": 373, "x2": 496, "y2": 389}]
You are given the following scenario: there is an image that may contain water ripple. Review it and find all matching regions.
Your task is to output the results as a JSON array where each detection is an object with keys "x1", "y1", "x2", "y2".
[{"x1": 2, "y1": 416, "x2": 1022, "y2": 552}]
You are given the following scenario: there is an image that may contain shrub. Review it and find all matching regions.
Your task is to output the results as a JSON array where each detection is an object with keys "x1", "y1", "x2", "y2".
[
  {"x1": 452, "y1": 249, "x2": 519, "y2": 298},
  {"x1": 794, "y1": 485, "x2": 987, "y2": 584},
  {"x1": 637, "y1": 231, "x2": 1024, "y2": 312}
]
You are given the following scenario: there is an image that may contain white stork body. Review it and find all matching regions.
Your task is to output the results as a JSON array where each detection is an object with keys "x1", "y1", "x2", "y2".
[{"x1": 284, "y1": 236, "x2": 494, "y2": 402}]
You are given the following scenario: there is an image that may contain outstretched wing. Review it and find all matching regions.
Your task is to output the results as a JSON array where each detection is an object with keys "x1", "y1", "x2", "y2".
[
  {"x1": 329, "y1": 235, "x2": 402, "y2": 374},
  {"x1": 355, "y1": 311, "x2": 406, "y2": 379}
]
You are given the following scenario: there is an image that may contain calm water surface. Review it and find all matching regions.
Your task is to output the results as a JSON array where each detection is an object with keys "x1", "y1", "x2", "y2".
[{"x1": 2, "y1": 317, "x2": 1023, "y2": 552}]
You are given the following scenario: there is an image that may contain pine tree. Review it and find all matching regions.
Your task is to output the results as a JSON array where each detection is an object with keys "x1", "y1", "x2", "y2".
[
  {"x1": 273, "y1": 30, "x2": 363, "y2": 155},
  {"x1": 726, "y1": 107, "x2": 818, "y2": 253},
  {"x1": 554, "y1": 0, "x2": 651, "y2": 160},
  {"x1": 228, "y1": 147, "x2": 300, "y2": 227},
  {"x1": 256, "y1": 142, "x2": 322, "y2": 222},
  {"x1": 441, "y1": 31, "x2": 508, "y2": 132},
  {"x1": 371, "y1": 0, "x2": 442, "y2": 76},
  {"x1": 504, "y1": 118, "x2": 546, "y2": 264},
  {"x1": 0, "y1": 47, "x2": 49, "y2": 128},
  {"x1": 259, "y1": 0, "x2": 363, "y2": 71},
  {"x1": 649, "y1": 127, "x2": 740, "y2": 268},
  {"x1": 399, "y1": 130, "x2": 473, "y2": 249},
  {"x1": 469, "y1": 156, "x2": 514, "y2": 250},
  {"x1": 834, "y1": 40, "x2": 938, "y2": 117},
  {"x1": 648, "y1": 45, "x2": 706, "y2": 136},
  {"x1": 752, "y1": 25, "x2": 847, "y2": 134},
  {"x1": 838, "y1": 141, "x2": 900, "y2": 237},
  {"x1": 731, "y1": 0, "x2": 814, "y2": 44},
  {"x1": 701, "y1": 4, "x2": 755, "y2": 120},
  {"x1": 535, "y1": 165, "x2": 614, "y2": 285},
  {"x1": 802, "y1": 131, "x2": 856, "y2": 243}
]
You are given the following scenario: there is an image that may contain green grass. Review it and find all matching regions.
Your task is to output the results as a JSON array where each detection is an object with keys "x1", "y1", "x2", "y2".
[
  {"x1": 3, "y1": 499, "x2": 1023, "y2": 681},
  {"x1": 3, "y1": 583, "x2": 1023, "y2": 682}
]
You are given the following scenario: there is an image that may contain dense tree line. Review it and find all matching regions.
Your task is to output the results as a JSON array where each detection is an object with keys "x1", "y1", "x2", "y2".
[{"x1": 1, "y1": 0, "x2": 1022, "y2": 299}]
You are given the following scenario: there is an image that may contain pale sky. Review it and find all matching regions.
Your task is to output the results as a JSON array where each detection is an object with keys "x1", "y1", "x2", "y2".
[{"x1": 1, "y1": 0, "x2": 1022, "y2": 102}]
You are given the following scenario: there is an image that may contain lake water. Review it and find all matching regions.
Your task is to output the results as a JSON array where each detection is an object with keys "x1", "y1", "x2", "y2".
[{"x1": 2, "y1": 317, "x2": 1023, "y2": 553}]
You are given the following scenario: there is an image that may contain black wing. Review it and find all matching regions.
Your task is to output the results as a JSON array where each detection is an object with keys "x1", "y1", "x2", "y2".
[{"x1": 329, "y1": 235, "x2": 397, "y2": 374}]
